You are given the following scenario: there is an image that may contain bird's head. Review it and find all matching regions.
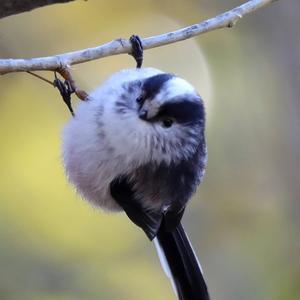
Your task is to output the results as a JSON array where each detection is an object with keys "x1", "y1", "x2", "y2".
[{"x1": 104, "y1": 70, "x2": 206, "y2": 166}]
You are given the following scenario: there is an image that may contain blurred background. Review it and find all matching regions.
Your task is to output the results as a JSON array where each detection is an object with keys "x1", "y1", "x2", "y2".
[{"x1": 0, "y1": 0, "x2": 299, "y2": 299}]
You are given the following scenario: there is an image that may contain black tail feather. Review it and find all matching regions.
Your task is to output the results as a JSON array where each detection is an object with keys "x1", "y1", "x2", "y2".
[{"x1": 156, "y1": 223, "x2": 210, "y2": 300}]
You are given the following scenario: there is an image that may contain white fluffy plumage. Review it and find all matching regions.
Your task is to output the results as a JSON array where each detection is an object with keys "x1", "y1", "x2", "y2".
[{"x1": 62, "y1": 68, "x2": 203, "y2": 211}]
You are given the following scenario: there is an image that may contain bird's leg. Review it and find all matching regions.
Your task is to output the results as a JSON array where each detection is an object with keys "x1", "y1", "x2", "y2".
[
  {"x1": 56, "y1": 67, "x2": 89, "y2": 101},
  {"x1": 129, "y1": 35, "x2": 143, "y2": 68},
  {"x1": 54, "y1": 67, "x2": 89, "y2": 116}
]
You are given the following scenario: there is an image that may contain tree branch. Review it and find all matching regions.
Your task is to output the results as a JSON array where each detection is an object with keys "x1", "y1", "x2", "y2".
[
  {"x1": 0, "y1": 0, "x2": 75, "y2": 19},
  {"x1": 0, "y1": 0, "x2": 278, "y2": 75}
]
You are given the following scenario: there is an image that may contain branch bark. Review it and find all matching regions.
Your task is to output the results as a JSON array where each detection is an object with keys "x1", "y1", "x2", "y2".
[
  {"x1": 0, "y1": 0, "x2": 75, "y2": 19},
  {"x1": 0, "y1": 0, "x2": 278, "y2": 75}
]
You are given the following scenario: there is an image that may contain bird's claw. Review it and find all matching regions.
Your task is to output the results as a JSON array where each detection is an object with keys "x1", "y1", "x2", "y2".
[
  {"x1": 54, "y1": 72, "x2": 75, "y2": 116},
  {"x1": 129, "y1": 35, "x2": 143, "y2": 68}
]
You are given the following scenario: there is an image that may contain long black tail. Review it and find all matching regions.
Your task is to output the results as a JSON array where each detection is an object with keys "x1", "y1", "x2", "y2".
[{"x1": 156, "y1": 223, "x2": 210, "y2": 300}]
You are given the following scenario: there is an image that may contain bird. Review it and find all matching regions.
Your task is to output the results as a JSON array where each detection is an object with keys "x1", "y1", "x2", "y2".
[{"x1": 61, "y1": 65, "x2": 210, "y2": 299}]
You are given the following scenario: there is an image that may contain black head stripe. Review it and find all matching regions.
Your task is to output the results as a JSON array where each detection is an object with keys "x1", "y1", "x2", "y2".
[
  {"x1": 159, "y1": 97, "x2": 205, "y2": 125},
  {"x1": 142, "y1": 73, "x2": 173, "y2": 100}
]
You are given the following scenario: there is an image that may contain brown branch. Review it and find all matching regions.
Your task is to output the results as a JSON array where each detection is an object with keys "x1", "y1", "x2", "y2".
[{"x1": 0, "y1": 0, "x2": 76, "y2": 19}]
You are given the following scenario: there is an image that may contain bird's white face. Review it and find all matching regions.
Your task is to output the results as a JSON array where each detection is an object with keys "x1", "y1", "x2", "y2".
[{"x1": 97, "y1": 69, "x2": 206, "y2": 167}]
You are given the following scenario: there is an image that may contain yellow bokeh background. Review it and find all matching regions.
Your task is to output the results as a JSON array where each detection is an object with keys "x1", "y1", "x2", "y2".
[{"x1": 0, "y1": 1, "x2": 299, "y2": 299}]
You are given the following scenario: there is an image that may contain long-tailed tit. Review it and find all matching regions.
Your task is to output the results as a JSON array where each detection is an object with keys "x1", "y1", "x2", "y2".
[{"x1": 62, "y1": 39, "x2": 209, "y2": 299}]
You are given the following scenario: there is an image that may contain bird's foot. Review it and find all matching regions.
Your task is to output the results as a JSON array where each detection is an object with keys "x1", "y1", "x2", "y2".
[
  {"x1": 53, "y1": 72, "x2": 75, "y2": 116},
  {"x1": 129, "y1": 35, "x2": 143, "y2": 68}
]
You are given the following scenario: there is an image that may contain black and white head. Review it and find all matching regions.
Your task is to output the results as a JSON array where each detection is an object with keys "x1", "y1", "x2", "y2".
[
  {"x1": 100, "y1": 68, "x2": 205, "y2": 165},
  {"x1": 62, "y1": 68, "x2": 206, "y2": 211}
]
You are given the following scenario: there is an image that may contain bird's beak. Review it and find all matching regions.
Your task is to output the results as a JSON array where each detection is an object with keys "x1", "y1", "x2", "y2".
[{"x1": 138, "y1": 109, "x2": 148, "y2": 120}]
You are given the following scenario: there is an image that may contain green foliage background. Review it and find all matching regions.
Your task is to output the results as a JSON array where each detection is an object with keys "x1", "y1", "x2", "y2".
[{"x1": 0, "y1": 1, "x2": 299, "y2": 299}]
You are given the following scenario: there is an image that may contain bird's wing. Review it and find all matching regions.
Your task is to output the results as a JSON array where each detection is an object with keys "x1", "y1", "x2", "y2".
[{"x1": 110, "y1": 175, "x2": 163, "y2": 240}]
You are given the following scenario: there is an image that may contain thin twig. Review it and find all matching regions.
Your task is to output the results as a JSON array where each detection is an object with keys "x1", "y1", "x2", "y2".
[
  {"x1": 27, "y1": 71, "x2": 54, "y2": 86},
  {"x1": 28, "y1": 68, "x2": 88, "y2": 101},
  {"x1": 0, "y1": 0, "x2": 278, "y2": 75}
]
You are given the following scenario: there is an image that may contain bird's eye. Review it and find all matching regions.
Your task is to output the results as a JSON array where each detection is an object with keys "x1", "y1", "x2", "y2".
[
  {"x1": 162, "y1": 118, "x2": 174, "y2": 128},
  {"x1": 136, "y1": 96, "x2": 144, "y2": 104}
]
